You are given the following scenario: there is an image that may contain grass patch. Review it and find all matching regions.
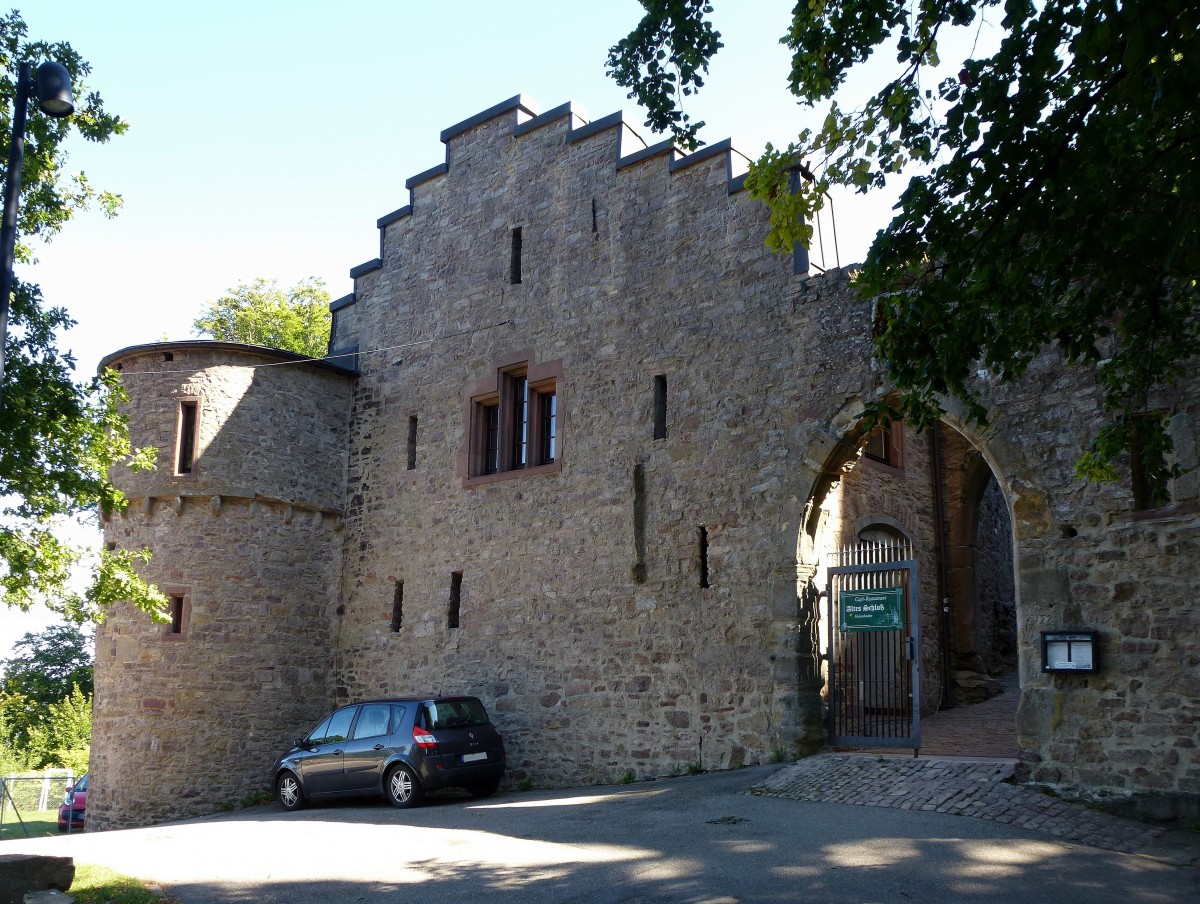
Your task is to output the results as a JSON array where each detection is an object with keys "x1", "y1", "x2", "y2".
[
  {"x1": 0, "y1": 807, "x2": 61, "y2": 840},
  {"x1": 71, "y1": 864, "x2": 172, "y2": 903}
]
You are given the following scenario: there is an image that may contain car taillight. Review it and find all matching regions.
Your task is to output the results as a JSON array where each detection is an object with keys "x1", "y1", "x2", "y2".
[{"x1": 413, "y1": 726, "x2": 438, "y2": 750}]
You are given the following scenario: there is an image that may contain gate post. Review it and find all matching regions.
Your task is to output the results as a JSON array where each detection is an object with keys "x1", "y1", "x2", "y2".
[{"x1": 794, "y1": 577, "x2": 828, "y2": 754}]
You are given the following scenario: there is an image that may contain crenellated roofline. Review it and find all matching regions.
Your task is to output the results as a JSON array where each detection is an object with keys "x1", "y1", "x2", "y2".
[{"x1": 342, "y1": 95, "x2": 756, "y2": 290}]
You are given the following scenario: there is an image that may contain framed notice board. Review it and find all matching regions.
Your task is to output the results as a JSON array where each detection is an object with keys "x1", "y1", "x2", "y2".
[{"x1": 1041, "y1": 631, "x2": 1099, "y2": 673}]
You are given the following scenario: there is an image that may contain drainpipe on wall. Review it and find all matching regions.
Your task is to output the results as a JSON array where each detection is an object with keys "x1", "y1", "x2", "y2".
[{"x1": 928, "y1": 423, "x2": 955, "y2": 710}]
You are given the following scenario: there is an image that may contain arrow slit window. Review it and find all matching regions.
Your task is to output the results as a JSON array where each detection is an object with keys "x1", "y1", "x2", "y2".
[{"x1": 175, "y1": 399, "x2": 200, "y2": 476}]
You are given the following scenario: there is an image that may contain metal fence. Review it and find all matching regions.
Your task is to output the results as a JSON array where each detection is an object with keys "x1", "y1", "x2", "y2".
[
  {"x1": 0, "y1": 771, "x2": 77, "y2": 838},
  {"x1": 826, "y1": 541, "x2": 921, "y2": 752}
]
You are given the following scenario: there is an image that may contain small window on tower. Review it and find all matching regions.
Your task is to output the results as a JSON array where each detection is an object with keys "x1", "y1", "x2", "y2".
[
  {"x1": 653, "y1": 375, "x2": 667, "y2": 440},
  {"x1": 175, "y1": 400, "x2": 199, "y2": 475},
  {"x1": 162, "y1": 588, "x2": 191, "y2": 639}
]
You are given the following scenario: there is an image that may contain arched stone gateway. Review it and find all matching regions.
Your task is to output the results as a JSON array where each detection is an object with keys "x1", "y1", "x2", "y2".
[
  {"x1": 797, "y1": 411, "x2": 1020, "y2": 753},
  {"x1": 797, "y1": 384, "x2": 1199, "y2": 819},
  {"x1": 94, "y1": 95, "x2": 1198, "y2": 829}
]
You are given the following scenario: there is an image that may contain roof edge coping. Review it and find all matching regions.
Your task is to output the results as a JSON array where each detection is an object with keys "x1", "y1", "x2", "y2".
[
  {"x1": 99, "y1": 340, "x2": 359, "y2": 377},
  {"x1": 376, "y1": 206, "x2": 412, "y2": 229},
  {"x1": 405, "y1": 163, "x2": 449, "y2": 191},
  {"x1": 439, "y1": 94, "x2": 539, "y2": 143},
  {"x1": 350, "y1": 258, "x2": 382, "y2": 278}
]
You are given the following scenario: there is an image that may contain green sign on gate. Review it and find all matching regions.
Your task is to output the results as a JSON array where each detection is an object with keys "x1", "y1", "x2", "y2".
[{"x1": 839, "y1": 587, "x2": 904, "y2": 631}]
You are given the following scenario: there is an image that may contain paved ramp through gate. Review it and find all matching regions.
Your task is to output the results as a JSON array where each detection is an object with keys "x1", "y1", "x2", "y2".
[
  {"x1": 758, "y1": 674, "x2": 1199, "y2": 866},
  {"x1": 832, "y1": 671, "x2": 1021, "y2": 758},
  {"x1": 918, "y1": 672, "x2": 1022, "y2": 757}
]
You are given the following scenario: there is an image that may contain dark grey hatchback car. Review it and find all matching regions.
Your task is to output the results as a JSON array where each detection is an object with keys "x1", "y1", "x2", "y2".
[{"x1": 270, "y1": 696, "x2": 506, "y2": 810}]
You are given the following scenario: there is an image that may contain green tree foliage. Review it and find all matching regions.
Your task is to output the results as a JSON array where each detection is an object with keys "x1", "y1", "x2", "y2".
[
  {"x1": 192, "y1": 277, "x2": 332, "y2": 358},
  {"x1": 0, "y1": 12, "x2": 167, "y2": 621},
  {"x1": 25, "y1": 685, "x2": 91, "y2": 773},
  {"x1": 2, "y1": 624, "x2": 93, "y2": 702},
  {"x1": 609, "y1": 0, "x2": 1199, "y2": 503},
  {"x1": 0, "y1": 704, "x2": 32, "y2": 772},
  {"x1": 1, "y1": 624, "x2": 93, "y2": 768}
]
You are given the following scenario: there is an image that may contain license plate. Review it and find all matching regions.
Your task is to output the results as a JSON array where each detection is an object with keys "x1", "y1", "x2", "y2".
[{"x1": 461, "y1": 752, "x2": 487, "y2": 763}]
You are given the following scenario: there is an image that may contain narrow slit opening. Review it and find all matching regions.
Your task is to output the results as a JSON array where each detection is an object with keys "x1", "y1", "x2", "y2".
[
  {"x1": 176, "y1": 401, "x2": 198, "y2": 474},
  {"x1": 390, "y1": 581, "x2": 404, "y2": 632},
  {"x1": 406, "y1": 415, "x2": 418, "y2": 470},
  {"x1": 448, "y1": 571, "x2": 462, "y2": 629},
  {"x1": 510, "y1": 227, "x2": 523, "y2": 284},
  {"x1": 653, "y1": 375, "x2": 667, "y2": 440}
]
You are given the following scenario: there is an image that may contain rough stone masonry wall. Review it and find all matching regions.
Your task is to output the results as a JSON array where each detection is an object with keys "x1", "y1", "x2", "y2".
[
  {"x1": 97, "y1": 97, "x2": 1200, "y2": 824},
  {"x1": 333, "y1": 98, "x2": 1199, "y2": 805},
  {"x1": 956, "y1": 348, "x2": 1200, "y2": 807},
  {"x1": 332, "y1": 106, "x2": 881, "y2": 784},
  {"x1": 92, "y1": 345, "x2": 352, "y2": 828}
]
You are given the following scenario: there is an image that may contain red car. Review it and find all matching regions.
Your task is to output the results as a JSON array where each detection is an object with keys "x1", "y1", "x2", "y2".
[{"x1": 57, "y1": 773, "x2": 87, "y2": 832}]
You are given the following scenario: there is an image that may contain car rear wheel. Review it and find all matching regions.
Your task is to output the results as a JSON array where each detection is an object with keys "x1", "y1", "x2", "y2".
[
  {"x1": 277, "y1": 772, "x2": 306, "y2": 811},
  {"x1": 385, "y1": 764, "x2": 423, "y2": 809},
  {"x1": 468, "y1": 778, "x2": 500, "y2": 798}
]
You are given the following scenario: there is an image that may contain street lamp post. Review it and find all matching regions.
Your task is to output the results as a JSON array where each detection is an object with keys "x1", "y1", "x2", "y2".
[{"x1": 0, "y1": 60, "x2": 75, "y2": 400}]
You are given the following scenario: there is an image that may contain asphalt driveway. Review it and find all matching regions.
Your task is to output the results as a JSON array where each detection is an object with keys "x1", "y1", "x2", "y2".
[{"x1": 4, "y1": 765, "x2": 1197, "y2": 903}]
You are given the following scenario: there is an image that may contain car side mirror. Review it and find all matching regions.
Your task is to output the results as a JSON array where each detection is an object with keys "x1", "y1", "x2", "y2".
[{"x1": 293, "y1": 738, "x2": 307, "y2": 750}]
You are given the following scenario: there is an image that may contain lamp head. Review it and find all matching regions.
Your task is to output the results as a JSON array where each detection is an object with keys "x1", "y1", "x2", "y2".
[{"x1": 33, "y1": 61, "x2": 74, "y2": 118}]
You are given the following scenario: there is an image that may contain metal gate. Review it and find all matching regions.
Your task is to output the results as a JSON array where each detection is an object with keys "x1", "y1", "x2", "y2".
[{"x1": 826, "y1": 541, "x2": 920, "y2": 752}]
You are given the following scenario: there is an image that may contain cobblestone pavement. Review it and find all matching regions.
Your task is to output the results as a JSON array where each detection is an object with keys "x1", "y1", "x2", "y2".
[
  {"x1": 750, "y1": 755, "x2": 1180, "y2": 855},
  {"x1": 755, "y1": 674, "x2": 1200, "y2": 866}
]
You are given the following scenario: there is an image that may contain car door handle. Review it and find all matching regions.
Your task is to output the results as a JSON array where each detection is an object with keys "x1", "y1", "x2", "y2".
[
  {"x1": 333, "y1": 749, "x2": 344, "y2": 755},
  {"x1": 373, "y1": 744, "x2": 385, "y2": 750}
]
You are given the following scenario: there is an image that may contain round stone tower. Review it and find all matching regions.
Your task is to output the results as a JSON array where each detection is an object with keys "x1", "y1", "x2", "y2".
[{"x1": 89, "y1": 341, "x2": 354, "y2": 829}]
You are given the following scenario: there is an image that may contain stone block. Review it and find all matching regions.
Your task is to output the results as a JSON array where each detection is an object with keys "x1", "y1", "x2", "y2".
[
  {"x1": 23, "y1": 893, "x2": 74, "y2": 904},
  {"x1": 0, "y1": 855, "x2": 74, "y2": 904}
]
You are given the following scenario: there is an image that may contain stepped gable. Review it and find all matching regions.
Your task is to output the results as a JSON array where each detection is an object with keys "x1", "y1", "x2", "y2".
[{"x1": 348, "y1": 94, "x2": 755, "y2": 281}]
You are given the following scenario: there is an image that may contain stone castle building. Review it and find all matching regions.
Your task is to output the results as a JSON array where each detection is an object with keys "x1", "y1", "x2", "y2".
[{"x1": 91, "y1": 96, "x2": 1199, "y2": 829}]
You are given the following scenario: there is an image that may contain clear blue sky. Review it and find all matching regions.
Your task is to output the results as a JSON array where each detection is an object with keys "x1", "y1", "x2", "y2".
[{"x1": 3, "y1": 1, "x2": 991, "y2": 657}]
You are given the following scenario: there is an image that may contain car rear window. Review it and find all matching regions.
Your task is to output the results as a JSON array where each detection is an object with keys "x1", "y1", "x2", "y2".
[{"x1": 426, "y1": 698, "x2": 490, "y2": 729}]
